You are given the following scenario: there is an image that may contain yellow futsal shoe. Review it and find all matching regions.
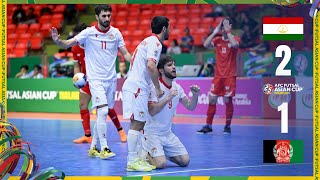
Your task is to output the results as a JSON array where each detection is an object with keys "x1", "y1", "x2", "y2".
[
  {"x1": 100, "y1": 147, "x2": 116, "y2": 159},
  {"x1": 126, "y1": 158, "x2": 153, "y2": 172},
  {"x1": 88, "y1": 146, "x2": 100, "y2": 158},
  {"x1": 118, "y1": 129, "x2": 127, "y2": 143}
]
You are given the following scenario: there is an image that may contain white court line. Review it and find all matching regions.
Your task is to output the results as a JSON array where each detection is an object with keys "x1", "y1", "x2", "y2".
[{"x1": 131, "y1": 162, "x2": 312, "y2": 176}]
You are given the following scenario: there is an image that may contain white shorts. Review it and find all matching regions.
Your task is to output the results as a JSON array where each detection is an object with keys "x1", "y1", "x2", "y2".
[
  {"x1": 122, "y1": 89, "x2": 149, "y2": 122},
  {"x1": 142, "y1": 132, "x2": 188, "y2": 158},
  {"x1": 88, "y1": 80, "x2": 116, "y2": 109}
]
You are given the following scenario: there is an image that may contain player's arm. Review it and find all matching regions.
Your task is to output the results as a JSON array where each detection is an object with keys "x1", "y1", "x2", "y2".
[
  {"x1": 119, "y1": 46, "x2": 132, "y2": 63},
  {"x1": 223, "y1": 20, "x2": 239, "y2": 48},
  {"x1": 147, "y1": 44, "x2": 164, "y2": 97},
  {"x1": 74, "y1": 61, "x2": 81, "y2": 74},
  {"x1": 51, "y1": 27, "x2": 77, "y2": 49},
  {"x1": 180, "y1": 85, "x2": 200, "y2": 111},
  {"x1": 203, "y1": 20, "x2": 223, "y2": 49},
  {"x1": 148, "y1": 89, "x2": 177, "y2": 116}
]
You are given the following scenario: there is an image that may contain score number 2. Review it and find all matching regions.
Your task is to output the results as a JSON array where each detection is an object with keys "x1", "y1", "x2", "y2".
[{"x1": 275, "y1": 45, "x2": 291, "y2": 133}]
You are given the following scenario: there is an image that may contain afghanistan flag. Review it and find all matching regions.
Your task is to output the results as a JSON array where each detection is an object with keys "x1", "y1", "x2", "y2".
[
  {"x1": 262, "y1": 17, "x2": 304, "y2": 41},
  {"x1": 263, "y1": 140, "x2": 304, "y2": 163}
]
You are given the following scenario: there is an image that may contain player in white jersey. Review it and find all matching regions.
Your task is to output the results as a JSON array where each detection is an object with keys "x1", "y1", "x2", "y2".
[
  {"x1": 51, "y1": 4, "x2": 132, "y2": 159},
  {"x1": 139, "y1": 55, "x2": 200, "y2": 169},
  {"x1": 122, "y1": 16, "x2": 170, "y2": 171}
]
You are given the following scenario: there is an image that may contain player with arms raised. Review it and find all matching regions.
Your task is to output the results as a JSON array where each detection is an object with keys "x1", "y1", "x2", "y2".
[
  {"x1": 71, "y1": 23, "x2": 127, "y2": 144},
  {"x1": 197, "y1": 18, "x2": 240, "y2": 135},
  {"x1": 51, "y1": 4, "x2": 131, "y2": 159},
  {"x1": 122, "y1": 16, "x2": 170, "y2": 171}
]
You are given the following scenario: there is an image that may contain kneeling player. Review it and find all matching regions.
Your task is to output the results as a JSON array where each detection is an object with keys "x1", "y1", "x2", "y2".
[{"x1": 140, "y1": 55, "x2": 200, "y2": 169}]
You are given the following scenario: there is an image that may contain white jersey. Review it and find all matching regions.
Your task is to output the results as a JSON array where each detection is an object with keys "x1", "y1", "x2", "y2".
[
  {"x1": 144, "y1": 79, "x2": 187, "y2": 135},
  {"x1": 74, "y1": 25, "x2": 125, "y2": 81},
  {"x1": 122, "y1": 35, "x2": 162, "y2": 94}
]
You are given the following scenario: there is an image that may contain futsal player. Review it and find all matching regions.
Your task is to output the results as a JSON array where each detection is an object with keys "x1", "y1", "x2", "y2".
[
  {"x1": 51, "y1": 4, "x2": 132, "y2": 159},
  {"x1": 197, "y1": 18, "x2": 240, "y2": 134}
]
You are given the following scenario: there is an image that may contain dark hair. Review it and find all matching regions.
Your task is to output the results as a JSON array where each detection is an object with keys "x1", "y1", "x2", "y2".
[
  {"x1": 33, "y1": 65, "x2": 42, "y2": 71},
  {"x1": 95, "y1": 4, "x2": 112, "y2": 16},
  {"x1": 157, "y1": 55, "x2": 175, "y2": 70},
  {"x1": 73, "y1": 23, "x2": 88, "y2": 34},
  {"x1": 151, "y1": 16, "x2": 169, "y2": 34},
  {"x1": 20, "y1": 65, "x2": 29, "y2": 71}
]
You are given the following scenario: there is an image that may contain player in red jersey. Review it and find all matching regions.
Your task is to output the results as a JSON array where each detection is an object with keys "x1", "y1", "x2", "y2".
[
  {"x1": 197, "y1": 18, "x2": 240, "y2": 134},
  {"x1": 71, "y1": 23, "x2": 127, "y2": 144}
]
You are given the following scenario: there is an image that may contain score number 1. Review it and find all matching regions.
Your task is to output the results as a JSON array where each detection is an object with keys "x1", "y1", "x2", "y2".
[{"x1": 275, "y1": 45, "x2": 291, "y2": 133}]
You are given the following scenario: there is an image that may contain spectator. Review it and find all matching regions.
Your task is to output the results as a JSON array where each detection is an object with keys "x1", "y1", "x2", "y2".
[
  {"x1": 24, "y1": 7, "x2": 37, "y2": 24},
  {"x1": 116, "y1": 61, "x2": 128, "y2": 79},
  {"x1": 239, "y1": 25, "x2": 258, "y2": 49},
  {"x1": 40, "y1": 6, "x2": 52, "y2": 16},
  {"x1": 205, "y1": 5, "x2": 224, "y2": 18},
  {"x1": 167, "y1": 39, "x2": 181, "y2": 55},
  {"x1": 15, "y1": 65, "x2": 29, "y2": 79},
  {"x1": 64, "y1": 5, "x2": 78, "y2": 24},
  {"x1": 12, "y1": 5, "x2": 26, "y2": 24},
  {"x1": 181, "y1": 27, "x2": 194, "y2": 53},
  {"x1": 199, "y1": 58, "x2": 214, "y2": 77},
  {"x1": 30, "y1": 65, "x2": 44, "y2": 79}
]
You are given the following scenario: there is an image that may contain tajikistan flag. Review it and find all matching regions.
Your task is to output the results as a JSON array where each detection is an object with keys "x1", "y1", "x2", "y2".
[{"x1": 263, "y1": 17, "x2": 304, "y2": 41}]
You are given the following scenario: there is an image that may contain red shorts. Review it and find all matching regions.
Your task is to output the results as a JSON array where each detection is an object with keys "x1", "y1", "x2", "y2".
[
  {"x1": 210, "y1": 77, "x2": 236, "y2": 97},
  {"x1": 80, "y1": 83, "x2": 91, "y2": 96}
]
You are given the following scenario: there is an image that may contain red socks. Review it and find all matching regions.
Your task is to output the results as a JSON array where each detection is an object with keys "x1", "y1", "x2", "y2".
[
  {"x1": 225, "y1": 101, "x2": 234, "y2": 127},
  {"x1": 206, "y1": 104, "x2": 216, "y2": 125},
  {"x1": 108, "y1": 108, "x2": 122, "y2": 130},
  {"x1": 80, "y1": 109, "x2": 91, "y2": 135}
]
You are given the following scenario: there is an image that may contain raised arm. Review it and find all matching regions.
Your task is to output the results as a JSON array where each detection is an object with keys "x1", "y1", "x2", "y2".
[
  {"x1": 223, "y1": 20, "x2": 239, "y2": 48},
  {"x1": 180, "y1": 85, "x2": 200, "y2": 110},
  {"x1": 51, "y1": 27, "x2": 78, "y2": 49},
  {"x1": 203, "y1": 20, "x2": 222, "y2": 49}
]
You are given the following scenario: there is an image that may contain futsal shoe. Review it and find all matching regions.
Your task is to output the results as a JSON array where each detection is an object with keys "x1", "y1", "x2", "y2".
[
  {"x1": 73, "y1": 135, "x2": 92, "y2": 144},
  {"x1": 126, "y1": 158, "x2": 153, "y2": 172},
  {"x1": 196, "y1": 125, "x2": 213, "y2": 134},
  {"x1": 118, "y1": 129, "x2": 127, "y2": 142},
  {"x1": 88, "y1": 146, "x2": 100, "y2": 158},
  {"x1": 223, "y1": 126, "x2": 231, "y2": 134},
  {"x1": 100, "y1": 147, "x2": 116, "y2": 159}
]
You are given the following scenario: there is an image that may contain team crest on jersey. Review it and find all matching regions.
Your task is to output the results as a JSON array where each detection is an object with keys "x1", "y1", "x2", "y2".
[
  {"x1": 95, "y1": 97, "x2": 99, "y2": 103},
  {"x1": 228, "y1": 43, "x2": 231, "y2": 48},
  {"x1": 108, "y1": 34, "x2": 115, "y2": 40},
  {"x1": 156, "y1": 42, "x2": 161, "y2": 47},
  {"x1": 139, "y1": 112, "x2": 144, "y2": 118},
  {"x1": 95, "y1": 34, "x2": 98, "y2": 37},
  {"x1": 151, "y1": 147, "x2": 157, "y2": 155},
  {"x1": 168, "y1": 100, "x2": 172, "y2": 109}
]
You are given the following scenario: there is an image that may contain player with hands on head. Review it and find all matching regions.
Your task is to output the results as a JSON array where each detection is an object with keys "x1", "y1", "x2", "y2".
[
  {"x1": 139, "y1": 55, "x2": 200, "y2": 169},
  {"x1": 51, "y1": 4, "x2": 132, "y2": 159},
  {"x1": 198, "y1": 18, "x2": 240, "y2": 135}
]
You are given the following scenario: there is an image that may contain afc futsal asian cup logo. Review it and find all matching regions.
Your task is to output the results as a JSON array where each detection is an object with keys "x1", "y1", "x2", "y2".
[
  {"x1": 263, "y1": 83, "x2": 303, "y2": 95},
  {"x1": 273, "y1": 141, "x2": 293, "y2": 163}
]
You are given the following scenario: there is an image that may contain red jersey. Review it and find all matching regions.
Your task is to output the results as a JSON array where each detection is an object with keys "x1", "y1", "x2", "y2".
[
  {"x1": 71, "y1": 45, "x2": 86, "y2": 74},
  {"x1": 212, "y1": 36, "x2": 240, "y2": 77}
]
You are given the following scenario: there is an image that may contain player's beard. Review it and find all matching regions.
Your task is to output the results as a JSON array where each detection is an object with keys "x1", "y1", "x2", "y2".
[
  {"x1": 164, "y1": 30, "x2": 169, "y2": 40},
  {"x1": 99, "y1": 19, "x2": 110, "y2": 28},
  {"x1": 164, "y1": 70, "x2": 176, "y2": 79}
]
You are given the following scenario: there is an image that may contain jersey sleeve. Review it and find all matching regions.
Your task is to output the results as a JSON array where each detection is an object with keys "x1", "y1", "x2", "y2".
[
  {"x1": 177, "y1": 84, "x2": 187, "y2": 102},
  {"x1": 147, "y1": 39, "x2": 162, "y2": 64},
  {"x1": 117, "y1": 29, "x2": 126, "y2": 48},
  {"x1": 148, "y1": 84, "x2": 158, "y2": 103},
  {"x1": 74, "y1": 28, "x2": 90, "y2": 45}
]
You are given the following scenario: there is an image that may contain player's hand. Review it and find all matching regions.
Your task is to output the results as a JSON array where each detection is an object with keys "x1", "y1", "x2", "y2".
[
  {"x1": 213, "y1": 20, "x2": 223, "y2": 34},
  {"x1": 223, "y1": 20, "x2": 232, "y2": 32},
  {"x1": 190, "y1": 85, "x2": 200, "y2": 96},
  {"x1": 156, "y1": 88, "x2": 164, "y2": 98},
  {"x1": 167, "y1": 89, "x2": 178, "y2": 101},
  {"x1": 51, "y1": 27, "x2": 60, "y2": 43}
]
